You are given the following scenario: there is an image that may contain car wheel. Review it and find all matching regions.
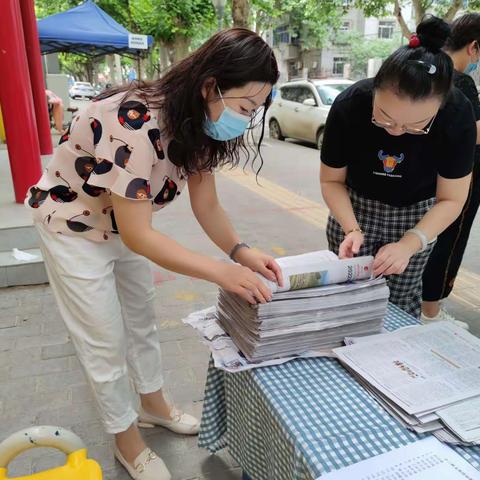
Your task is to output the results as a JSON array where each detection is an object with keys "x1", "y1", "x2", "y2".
[
  {"x1": 269, "y1": 119, "x2": 284, "y2": 141},
  {"x1": 316, "y1": 128, "x2": 324, "y2": 150}
]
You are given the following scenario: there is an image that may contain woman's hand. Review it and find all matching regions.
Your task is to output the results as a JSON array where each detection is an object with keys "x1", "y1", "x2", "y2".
[
  {"x1": 234, "y1": 247, "x2": 284, "y2": 288},
  {"x1": 212, "y1": 262, "x2": 274, "y2": 305},
  {"x1": 338, "y1": 231, "x2": 364, "y2": 259},
  {"x1": 373, "y1": 240, "x2": 418, "y2": 276}
]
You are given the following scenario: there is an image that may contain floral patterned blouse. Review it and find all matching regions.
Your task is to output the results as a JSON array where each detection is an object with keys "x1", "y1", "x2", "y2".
[{"x1": 25, "y1": 92, "x2": 187, "y2": 242}]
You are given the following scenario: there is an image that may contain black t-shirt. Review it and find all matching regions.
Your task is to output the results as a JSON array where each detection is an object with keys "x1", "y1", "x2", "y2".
[
  {"x1": 321, "y1": 78, "x2": 476, "y2": 206},
  {"x1": 453, "y1": 70, "x2": 480, "y2": 163}
]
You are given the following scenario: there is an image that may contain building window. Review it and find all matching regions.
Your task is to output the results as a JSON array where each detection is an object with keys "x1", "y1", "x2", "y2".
[
  {"x1": 339, "y1": 21, "x2": 351, "y2": 32},
  {"x1": 333, "y1": 57, "x2": 348, "y2": 76},
  {"x1": 378, "y1": 20, "x2": 395, "y2": 39},
  {"x1": 273, "y1": 25, "x2": 300, "y2": 46},
  {"x1": 273, "y1": 25, "x2": 289, "y2": 45}
]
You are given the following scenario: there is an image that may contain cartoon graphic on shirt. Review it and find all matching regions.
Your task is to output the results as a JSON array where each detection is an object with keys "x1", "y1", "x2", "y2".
[
  {"x1": 125, "y1": 178, "x2": 151, "y2": 200},
  {"x1": 75, "y1": 156, "x2": 96, "y2": 180},
  {"x1": 66, "y1": 210, "x2": 94, "y2": 232},
  {"x1": 50, "y1": 171, "x2": 78, "y2": 203},
  {"x1": 59, "y1": 123, "x2": 71, "y2": 145},
  {"x1": 90, "y1": 118, "x2": 102, "y2": 146},
  {"x1": 110, "y1": 136, "x2": 133, "y2": 168},
  {"x1": 28, "y1": 187, "x2": 49, "y2": 208},
  {"x1": 378, "y1": 150, "x2": 405, "y2": 173},
  {"x1": 148, "y1": 129, "x2": 165, "y2": 160},
  {"x1": 103, "y1": 206, "x2": 119, "y2": 234},
  {"x1": 118, "y1": 101, "x2": 151, "y2": 130},
  {"x1": 153, "y1": 176, "x2": 180, "y2": 205},
  {"x1": 82, "y1": 183, "x2": 106, "y2": 197},
  {"x1": 75, "y1": 145, "x2": 113, "y2": 175}
]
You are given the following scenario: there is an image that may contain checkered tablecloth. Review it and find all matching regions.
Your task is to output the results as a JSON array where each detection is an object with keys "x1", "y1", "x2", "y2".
[{"x1": 198, "y1": 303, "x2": 480, "y2": 480}]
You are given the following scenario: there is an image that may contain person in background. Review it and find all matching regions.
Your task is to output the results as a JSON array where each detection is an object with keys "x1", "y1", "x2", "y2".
[
  {"x1": 421, "y1": 13, "x2": 480, "y2": 328},
  {"x1": 46, "y1": 89, "x2": 64, "y2": 132},
  {"x1": 320, "y1": 16, "x2": 476, "y2": 319}
]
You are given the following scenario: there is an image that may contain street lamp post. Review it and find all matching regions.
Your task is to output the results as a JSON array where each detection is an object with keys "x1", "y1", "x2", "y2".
[{"x1": 211, "y1": 0, "x2": 226, "y2": 32}]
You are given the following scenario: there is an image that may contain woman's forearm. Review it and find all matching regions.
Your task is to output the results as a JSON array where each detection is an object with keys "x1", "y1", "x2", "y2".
[
  {"x1": 192, "y1": 202, "x2": 240, "y2": 255},
  {"x1": 127, "y1": 227, "x2": 221, "y2": 283},
  {"x1": 409, "y1": 199, "x2": 464, "y2": 240},
  {"x1": 321, "y1": 181, "x2": 359, "y2": 233}
]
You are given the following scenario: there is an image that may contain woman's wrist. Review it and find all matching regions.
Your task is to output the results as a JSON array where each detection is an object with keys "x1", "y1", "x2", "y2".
[
  {"x1": 399, "y1": 231, "x2": 423, "y2": 255},
  {"x1": 229, "y1": 242, "x2": 250, "y2": 262},
  {"x1": 344, "y1": 227, "x2": 363, "y2": 236}
]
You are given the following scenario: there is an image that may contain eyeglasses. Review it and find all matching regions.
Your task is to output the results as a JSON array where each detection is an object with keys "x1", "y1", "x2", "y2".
[{"x1": 371, "y1": 100, "x2": 438, "y2": 135}]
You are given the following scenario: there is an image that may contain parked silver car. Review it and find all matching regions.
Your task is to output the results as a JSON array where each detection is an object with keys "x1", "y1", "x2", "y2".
[
  {"x1": 268, "y1": 79, "x2": 354, "y2": 149},
  {"x1": 69, "y1": 81, "x2": 95, "y2": 100}
]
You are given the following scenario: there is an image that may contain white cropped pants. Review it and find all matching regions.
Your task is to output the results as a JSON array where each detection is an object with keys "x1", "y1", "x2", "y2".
[{"x1": 36, "y1": 224, "x2": 164, "y2": 434}]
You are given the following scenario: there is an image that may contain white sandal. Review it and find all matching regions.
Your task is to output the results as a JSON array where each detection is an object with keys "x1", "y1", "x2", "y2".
[
  {"x1": 114, "y1": 446, "x2": 171, "y2": 480},
  {"x1": 137, "y1": 406, "x2": 200, "y2": 435}
]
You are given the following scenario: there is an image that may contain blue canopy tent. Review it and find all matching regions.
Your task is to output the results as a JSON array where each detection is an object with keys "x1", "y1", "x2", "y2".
[{"x1": 38, "y1": 1, "x2": 153, "y2": 58}]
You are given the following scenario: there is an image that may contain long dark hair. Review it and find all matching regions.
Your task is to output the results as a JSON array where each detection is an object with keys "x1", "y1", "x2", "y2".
[
  {"x1": 374, "y1": 16, "x2": 453, "y2": 100},
  {"x1": 445, "y1": 13, "x2": 480, "y2": 51},
  {"x1": 96, "y1": 29, "x2": 279, "y2": 175}
]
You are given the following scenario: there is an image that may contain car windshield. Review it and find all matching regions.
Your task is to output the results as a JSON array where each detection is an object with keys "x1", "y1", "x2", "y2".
[{"x1": 316, "y1": 84, "x2": 350, "y2": 105}]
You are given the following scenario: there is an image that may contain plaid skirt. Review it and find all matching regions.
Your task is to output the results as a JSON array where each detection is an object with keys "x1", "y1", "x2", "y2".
[{"x1": 327, "y1": 189, "x2": 435, "y2": 318}]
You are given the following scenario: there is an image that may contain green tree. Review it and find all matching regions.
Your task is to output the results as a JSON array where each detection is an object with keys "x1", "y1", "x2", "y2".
[
  {"x1": 249, "y1": 0, "x2": 348, "y2": 49},
  {"x1": 129, "y1": 0, "x2": 216, "y2": 69},
  {"x1": 348, "y1": 33, "x2": 398, "y2": 77}
]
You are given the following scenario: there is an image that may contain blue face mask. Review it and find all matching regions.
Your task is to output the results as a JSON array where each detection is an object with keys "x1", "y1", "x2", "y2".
[
  {"x1": 203, "y1": 88, "x2": 251, "y2": 141},
  {"x1": 465, "y1": 45, "x2": 479, "y2": 74},
  {"x1": 465, "y1": 62, "x2": 478, "y2": 74}
]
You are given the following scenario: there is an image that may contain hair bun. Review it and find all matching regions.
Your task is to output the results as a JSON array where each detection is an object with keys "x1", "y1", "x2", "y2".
[{"x1": 416, "y1": 15, "x2": 451, "y2": 52}]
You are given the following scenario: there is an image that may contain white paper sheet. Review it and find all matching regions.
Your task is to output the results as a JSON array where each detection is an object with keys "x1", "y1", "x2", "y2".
[
  {"x1": 437, "y1": 397, "x2": 480, "y2": 443},
  {"x1": 316, "y1": 437, "x2": 480, "y2": 480},
  {"x1": 334, "y1": 321, "x2": 480, "y2": 415}
]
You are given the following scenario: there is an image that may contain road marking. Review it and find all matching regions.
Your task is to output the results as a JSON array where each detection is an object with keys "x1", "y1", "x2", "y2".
[
  {"x1": 175, "y1": 291, "x2": 200, "y2": 302},
  {"x1": 222, "y1": 169, "x2": 329, "y2": 229},
  {"x1": 221, "y1": 168, "x2": 480, "y2": 309},
  {"x1": 271, "y1": 246, "x2": 287, "y2": 256}
]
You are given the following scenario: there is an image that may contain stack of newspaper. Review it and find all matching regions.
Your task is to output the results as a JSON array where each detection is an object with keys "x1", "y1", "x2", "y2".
[
  {"x1": 216, "y1": 251, "x2": 390, "y2": 362},
  {"x1": 334, "y1": 323, "x2": 480, "y2": 446}
]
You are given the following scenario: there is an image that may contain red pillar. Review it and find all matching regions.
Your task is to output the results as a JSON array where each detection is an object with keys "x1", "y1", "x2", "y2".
[
  {"x1": 20, "y1": 0, "x2": 53, "y2": 156},
  {"x1": 0, "y1": 0, "x2": 42, "y2": 203}
]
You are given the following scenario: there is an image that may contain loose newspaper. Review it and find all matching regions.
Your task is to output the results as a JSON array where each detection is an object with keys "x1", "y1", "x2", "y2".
[{"x1": 316, "y1": 437, "x2": 480, "y2": 480}]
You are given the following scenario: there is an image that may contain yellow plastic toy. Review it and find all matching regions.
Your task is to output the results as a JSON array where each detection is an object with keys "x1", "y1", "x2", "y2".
[{"x1": 0, "y1": 426, "x2": 102, "y2": 480}]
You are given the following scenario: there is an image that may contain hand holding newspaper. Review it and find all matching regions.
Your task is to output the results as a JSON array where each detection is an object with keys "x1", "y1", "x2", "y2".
[{"x1": 259, "y1": 251, "x2": 375, "y2": 293}]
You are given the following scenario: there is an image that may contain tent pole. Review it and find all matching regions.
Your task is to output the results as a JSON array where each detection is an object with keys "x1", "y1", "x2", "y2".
[
  {"x1": 20, "y1": 0, "x2": 53, "y2": 155},
  {"x1": 0, "y1": 0, "x2": 42, "y2": 203}
]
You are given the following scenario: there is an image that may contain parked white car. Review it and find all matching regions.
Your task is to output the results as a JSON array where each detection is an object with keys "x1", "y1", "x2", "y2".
[
  {"x1": 69, "y1": 81, "x2": 95, "y2": 100},
  {"x1": 268, "y1": 79, "x2": 354, "y2": 149}
]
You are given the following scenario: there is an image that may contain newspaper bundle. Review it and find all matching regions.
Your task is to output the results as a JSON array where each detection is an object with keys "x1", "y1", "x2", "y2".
[
  {"x1": 334, "y1": 322, "x2": 480, "y2": 446},
  {"x1": 184, "y1": 250, "x2": 390, "y2": 369}
]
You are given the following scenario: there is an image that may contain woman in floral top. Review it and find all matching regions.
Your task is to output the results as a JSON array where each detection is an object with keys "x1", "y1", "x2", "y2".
[{"x1": 26, "y1": 29, "x2": 282, "y2": 480}]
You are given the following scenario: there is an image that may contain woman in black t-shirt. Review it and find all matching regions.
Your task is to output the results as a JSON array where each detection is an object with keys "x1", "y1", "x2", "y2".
[
  {"x1": 422, "y1": 13, "x2": 480, "y2": 327},
  {"x1": 320, "y1": 16, "x2": 476, "y2": 318}
]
